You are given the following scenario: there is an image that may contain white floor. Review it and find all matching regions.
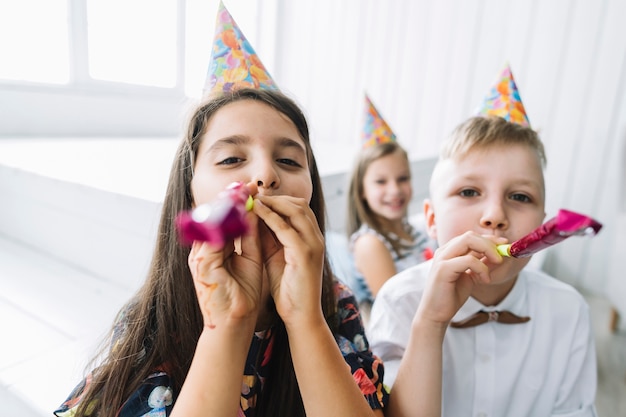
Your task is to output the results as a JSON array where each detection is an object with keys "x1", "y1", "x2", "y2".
[
  {"x1": 589, "y1": 294, "x2": 626, "y2": 416},
  {"x1": 0, "y1": 236, "x2": 134, "y2": 416}
]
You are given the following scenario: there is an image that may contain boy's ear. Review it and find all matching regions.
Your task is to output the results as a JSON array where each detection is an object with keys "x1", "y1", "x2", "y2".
[{"x1": 423, "y1": 199, "x2": 437, "y2": 240}]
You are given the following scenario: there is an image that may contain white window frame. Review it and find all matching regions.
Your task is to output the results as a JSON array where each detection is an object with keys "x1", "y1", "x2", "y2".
[{"x1": 0, "y1": 0, "x2": 189, "y2": 138}]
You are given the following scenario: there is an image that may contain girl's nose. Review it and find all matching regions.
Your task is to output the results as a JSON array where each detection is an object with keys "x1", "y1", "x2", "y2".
[
  {"x1": 387, "y1": 180, "x2": 403, "y2": 195},
  {"x1": 252, "y1": 164, "x2": 279, "y2": 192},
  {"x1": 256, "y1": 179, "x2": 276, "y2": 188}
]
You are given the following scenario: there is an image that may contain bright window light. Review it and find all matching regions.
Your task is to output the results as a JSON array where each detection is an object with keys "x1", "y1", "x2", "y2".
[
  {"x1": 86, "y1": 0, "x2": 178, "y2": 87},
  {"x1": 184, "y1": 0, "x2": 219, "y2": 98},
  {"x1": 0, "y1": 0, "x2": 70, "y2": 84},
  {"x1": 0, "y1": 0, "x2": 261, "y2": 92}
]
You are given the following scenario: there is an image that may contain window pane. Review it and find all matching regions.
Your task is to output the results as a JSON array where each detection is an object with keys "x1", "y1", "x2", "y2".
[
  {"x1": 86, "y1": 0, "x2": 177, "y2": 87},
  {"x1": 184, "y1": 0, "x2": 218, "y2": 98},
  {"x1": 0, "y1": 0, "x2": 69, "y2": 84}
]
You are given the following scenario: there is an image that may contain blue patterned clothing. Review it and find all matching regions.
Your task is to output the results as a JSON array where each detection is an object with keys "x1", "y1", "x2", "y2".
[{"x1": 53, "y1": 281, "x2": 388, "y2": 416}]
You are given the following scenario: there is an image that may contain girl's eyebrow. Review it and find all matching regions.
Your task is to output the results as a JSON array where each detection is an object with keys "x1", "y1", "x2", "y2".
[
  {"x1": 206, "y1": 135, "x2": 306, "y2": 154},
  {"x1": 275, "y1": 137, "x2": 307, "y2": 154},
  {"x1": 206, "y1": 135, "x2": 248, "y2": 153}
]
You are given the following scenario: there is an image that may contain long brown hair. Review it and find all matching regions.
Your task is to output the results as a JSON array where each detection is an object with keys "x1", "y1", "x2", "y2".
[
  {"x1": 346, "y1": 141, "x2": 411, "y2": 255},
  {"x1": 75, "y1": 89, "x2": 337, "y2": 417}
]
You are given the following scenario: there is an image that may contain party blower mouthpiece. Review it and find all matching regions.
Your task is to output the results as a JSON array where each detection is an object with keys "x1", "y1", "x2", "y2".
[
  {"x1": 496, "y1": 209, "x2": 603, "y2": 258},
  {"x1": 175, "y1": 182, "x2": 254, "y2": 246}
]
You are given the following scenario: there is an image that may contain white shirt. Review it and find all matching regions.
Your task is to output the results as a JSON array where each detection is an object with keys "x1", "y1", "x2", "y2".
[{"x1": 368, "y1": 260, "x2": 598, "y2": 417}]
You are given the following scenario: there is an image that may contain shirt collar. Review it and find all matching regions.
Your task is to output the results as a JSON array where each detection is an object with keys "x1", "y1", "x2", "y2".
[{"x1": 452, "y1": 270, "x2": 529, "y2": 322}]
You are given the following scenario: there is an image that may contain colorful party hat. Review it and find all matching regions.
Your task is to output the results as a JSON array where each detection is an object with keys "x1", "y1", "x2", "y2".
[
  {"x1": 477, "y1": 64, "x2": 530, "y2": 127},
  {"x1": 362, "y1": 94, "x2": 397, "y2": 148},
  {"x1": 203, "y1": 1, "x2": 278, "y2": 97}
]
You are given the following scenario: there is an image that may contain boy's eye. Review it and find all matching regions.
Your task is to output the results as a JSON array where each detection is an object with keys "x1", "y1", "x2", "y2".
[
  {"x1": 510, "y1": 193, "x2": 532, "y2": 203},
  {"x1": 459, "y1": 189, "x2": 479, "y2": 197},
  {"x1": 398, "y1": 175, "x2": 411, "y2": 183},
  {"x1": 218, "y1": 157, "x2": 243, "y2": 165}
]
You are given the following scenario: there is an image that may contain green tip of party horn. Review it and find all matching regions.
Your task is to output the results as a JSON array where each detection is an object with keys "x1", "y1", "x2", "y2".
[
  {"x1": 245, "y1": 195, "x2": 254, "y2": 211},
  {"x1": 497, "y1": 244, "x2": 512, "y2": 257}
]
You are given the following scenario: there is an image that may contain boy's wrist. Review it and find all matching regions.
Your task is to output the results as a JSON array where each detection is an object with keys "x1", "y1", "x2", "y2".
[{"x1": 412, "y1": 310, "x2": 450, "y2": 334}]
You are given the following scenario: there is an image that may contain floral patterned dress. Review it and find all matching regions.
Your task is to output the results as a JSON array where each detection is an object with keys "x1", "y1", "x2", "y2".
[{"x1": 54, "y1": 281, "x2": 388, "y2": 416}]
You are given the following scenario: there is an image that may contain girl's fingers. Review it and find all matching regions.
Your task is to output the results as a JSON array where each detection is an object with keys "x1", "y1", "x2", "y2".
[
  {"x1": 253, "y1": 195, "x2": 318, "y2": 233},
  {"x1": 238, "y1": 209, "x2": 262, "y2": 263},
  {"x1": 249, "y1": 194, "x2": 325, "y2": 323},
  {"x1": 188, "y1": 240, "x2": 231, "y2": 279},
  {"x1": 252, "y1": 195, "x2": 322, "y2": 250}
]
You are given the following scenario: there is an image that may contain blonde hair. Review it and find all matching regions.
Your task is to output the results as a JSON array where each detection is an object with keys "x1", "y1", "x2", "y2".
[
  {"x1": 441, "y1": 115, "x2": 546, "y2": 166},
  {"x1": 430, "y1": 115, "x2": 547, "y2": 200}
]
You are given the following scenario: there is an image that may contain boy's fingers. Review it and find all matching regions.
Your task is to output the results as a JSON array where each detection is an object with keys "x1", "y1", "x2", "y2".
[
  {"x1": 435, "y1": 231, "x2": 503, "y2": 264},
  {"x1": 437, "y1": 255, "x2": 491, "y2": 285}
]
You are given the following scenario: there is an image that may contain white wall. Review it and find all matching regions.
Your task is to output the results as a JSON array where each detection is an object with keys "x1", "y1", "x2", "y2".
[
  {"x1": 271, "y1": 0, "x2": 626, "y2": 317},
  {"x1": 0, "y1": 86, "x2": 187, "y2": 137}
]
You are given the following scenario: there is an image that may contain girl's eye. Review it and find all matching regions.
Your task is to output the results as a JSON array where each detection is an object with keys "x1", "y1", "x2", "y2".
[
  {"x1": 277, "y1": 158, "x2": 302, "y2": 167},
  {"x1": 218, "y1": 157, "x2": 243, "y2": 165},
  {"x1": 398, "y1": 175, "x2": 411, "y2": 183},
  {"x1": 375, "y1": 179, "x2": 387, "y2": 185},
  {"x1": 459, "y1": 189, "x2": 479, "y2": 197},
  {"x1": 511, "y1": 193, "x2": 532, "y2": 203}
]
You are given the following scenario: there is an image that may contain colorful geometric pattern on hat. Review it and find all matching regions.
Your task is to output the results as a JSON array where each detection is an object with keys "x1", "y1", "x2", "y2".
[
  {"x1": 477, "y1": 64, "x2": 530, "y2": 127},
  {"x1": 203, "y1": 1, "x2": 278, "y2": 97},
  {"x1": 362, "y1": 94, "x2": 397, "y2": 148}
]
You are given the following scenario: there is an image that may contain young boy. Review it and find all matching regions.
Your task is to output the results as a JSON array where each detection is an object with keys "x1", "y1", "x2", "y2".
[{"x1": 368, "y1": 67, "x2": 598, "y2": 417}]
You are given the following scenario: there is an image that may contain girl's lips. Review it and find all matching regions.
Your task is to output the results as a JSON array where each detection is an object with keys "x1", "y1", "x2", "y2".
[{"x1": 384, "y1": 199, "x2": 406, "y2": 209}]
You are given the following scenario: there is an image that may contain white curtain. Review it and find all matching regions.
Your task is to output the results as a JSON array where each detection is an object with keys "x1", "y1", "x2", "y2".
[{"x1": 253, "y1": 0, "x2": 626, "y2": 318}]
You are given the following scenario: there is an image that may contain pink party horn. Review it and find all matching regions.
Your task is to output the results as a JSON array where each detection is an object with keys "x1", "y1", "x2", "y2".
[
  {"x1": 496, "y1": 209, "x2": 603, "y2": 258},
  {"x1": 176, "y1": 182, "x2": 254, "y2": 246}
]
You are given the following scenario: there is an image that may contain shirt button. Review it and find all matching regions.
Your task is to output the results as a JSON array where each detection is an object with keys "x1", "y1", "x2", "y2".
[
  {"x1": 477, "y1": 413, "x2": 487, "y2": 417},
  {"x1": 480, "y1": 354, "x2": 491, "y2": 363}
]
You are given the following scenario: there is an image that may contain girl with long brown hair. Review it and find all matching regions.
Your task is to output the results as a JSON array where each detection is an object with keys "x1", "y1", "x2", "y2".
[{"x1": 54, "y1": 88, "x2": 389, "y2": 417}]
